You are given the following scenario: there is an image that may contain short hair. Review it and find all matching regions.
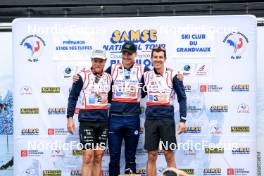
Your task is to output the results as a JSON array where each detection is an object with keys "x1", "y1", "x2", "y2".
[
  {"x1": 151, "y1": 46, "x2": 166, "y2": 58},
  {"x1": 163, "y1": 170, "x2": 178, "y2": 176}
]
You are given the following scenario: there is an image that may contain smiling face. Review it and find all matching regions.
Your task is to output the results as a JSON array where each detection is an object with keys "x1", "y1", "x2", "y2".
[
  {"x1": 122, "y1": 51, "x2": 137, "y2": 68},
  {"x1": 151, "y1": 50, "x2": 166, "y2": 70},
  {"x1": 91, "y1": 58, "x2": 106, "y2": 74}
]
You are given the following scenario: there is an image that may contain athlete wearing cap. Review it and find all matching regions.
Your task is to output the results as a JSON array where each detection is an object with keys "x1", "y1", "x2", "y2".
[
  {"x1": 67, "y1": 49, "x2": 111, "y2": 176},
  {"x1": 105, "y1": 41, "x2": 149, "y2": 176}
]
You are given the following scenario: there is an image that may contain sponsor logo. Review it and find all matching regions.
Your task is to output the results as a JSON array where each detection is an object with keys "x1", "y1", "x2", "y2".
[
  {"x1": 43, "y1": 170, "x2": 61, "y2": 176},
  {"x1": 20, "y1": 86, "x2": 32, "y2": 95},
  {"x1": 203, "y1": 168, "x2": 222, "y2": 175},
  {"x1": 205, "y1": 148, "x2": 224, "y2": 154},
  {"x1": 64, "y1": 67, "x2": 72, "y2": 78},
  {"x1": 185, "y1": 127, "x2": 201, "y2": 134},
  {"x1": 51, "y1": 150, "x2": 65, "y2": 157},
  {"x1": 232, "y1": 147, "x2": 250, "y2": 154},
  {"x1": 48, "y1": 108, "x2": 66, "y2": 115},
  {"x1": 210, "y1": 125, "x2": 223, "y2": 135},
  {"x1": 20, "y1": 108, "x2": 39, "y2": 114},
  {"x1": 184, "y1": 85, "x2": 192, "y2": 92},
  {"x1": 237, "y1": 103, "x2": 249, "y2": 113},
  {"x1": 227, "y1": 168, "x2": 250, "y2": 175},
  {"x1": 110, "y1": 30, "x2": 157, "y2": 44},
  {"x1": 196, "y1": 64, "x2": 208, "y2": 76},
  {"x1": 200, "y1": 84, "x2": 223, "y2": 92},
  {"x1": 180, "y1": 169, "x2": 195, "y2": 175},
  {"x1": 48, "y1": 128, "x2": 68, "y2": 135},
  {"x1": 223, "y1": 32, "x2": 249, "y2": 59},
  {"x1": 21, "y1": 128, "x2": 39, "y2": 135},
  {"x1": 183, "y1": 64, "x2": 193, "y2": 75},
  {"x1": 20, "y1": 150, "x2": 44, "y2": 157},
  {"x1": 70, "y1": 170, "x2": 81, "y2": 176},
  {"x1": 104, "y1": 29, "x2": 163, "y2": 67},
  {"x1": 20, "y1": 34, "x2": 46, "y2": 62},
  {"x1": 41, "y1": 87, "x2": 60, "y2": 93},
  {"x1": 187, "y1": 106, "x2": 202, "y2": 113},
  {"x1": 231, "y1": 84, "x2": 249, "y2": 92},
  {"x1": 183, "y1": 149, "x2": 196, "y2": 156},
  {"x1": 231, "y1": 126, "x2": 250, "y2": 133},
  {"x1": 72, "y1": 150, "x2": 82, "y2": 156},
  {"x1": 56, "y1": 40, "x2": 92, "y2": 52},
  {"x1": 210, "y1": 105, "x2": 228, "y2": 112}
]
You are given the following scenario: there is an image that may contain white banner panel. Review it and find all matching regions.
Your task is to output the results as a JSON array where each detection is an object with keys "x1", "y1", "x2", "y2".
[
  {"x1": 13, "y1": 16, "x2": 257, "y2": 176},
  {"x1": 257, "y1": 26, "x2": 264, "y2": 176}
]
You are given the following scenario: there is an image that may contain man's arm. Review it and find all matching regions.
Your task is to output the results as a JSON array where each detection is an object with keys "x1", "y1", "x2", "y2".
[
  {"x1": 105, "y1": 65, "x2": 111, "y2": 74},
  {"x1": 105, "y1": 66, "x2": 112, "y2": 103},
  {"x1": 140, "y1": 66, "x2": 150, "y2": 98},
  {"x1": 144, "y1": 65, "x2": 150, "y2": 72},
  {"x1": 140, "y1": 74, "x2": 147, "y2": 98},
  {"x1": 67, "y1": 74, "x2": 83, "y2": 118},
  {"x1": 172, "y1": 75, "x2": 187, "y2": 123}
]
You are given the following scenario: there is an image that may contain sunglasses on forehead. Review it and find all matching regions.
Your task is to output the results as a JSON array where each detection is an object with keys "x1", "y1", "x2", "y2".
[
  {"x1": 151, "y1": 46, "x2": 167, "y2": 58},
  {"x1": 152, "y1": 46, "x2": 166, "y2": 51}
]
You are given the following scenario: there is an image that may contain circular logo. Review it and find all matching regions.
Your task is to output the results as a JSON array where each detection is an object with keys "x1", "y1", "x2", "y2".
[
  {"x1": 21, "y1": 34, "x2": 46, "y2": 62},
  {"x1": 184, "y1": 65, "x2": 191, "y2": 71},
  {"x1": 65, "y1": 67, "x2": 72, "y2": 74}
]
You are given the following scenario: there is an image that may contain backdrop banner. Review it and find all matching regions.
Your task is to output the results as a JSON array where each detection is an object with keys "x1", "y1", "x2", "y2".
[{"x1": 13, "y1": 15, "x2": 257, "y2": 176}]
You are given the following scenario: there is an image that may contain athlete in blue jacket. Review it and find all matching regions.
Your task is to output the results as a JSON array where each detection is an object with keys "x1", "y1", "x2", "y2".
[{"x1": 105, "y1": 41, "x2": 149, "y2": 175}]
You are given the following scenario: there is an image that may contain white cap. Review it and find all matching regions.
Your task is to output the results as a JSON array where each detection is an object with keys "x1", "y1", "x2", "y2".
[{"x1": 91, "y1": 49, "x2": 107, "y2": 60}]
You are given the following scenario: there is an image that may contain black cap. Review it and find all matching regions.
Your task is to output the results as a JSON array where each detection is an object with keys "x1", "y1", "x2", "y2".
[{"x1": 121, "y1": 41, "x2": 137, "y2": 54}]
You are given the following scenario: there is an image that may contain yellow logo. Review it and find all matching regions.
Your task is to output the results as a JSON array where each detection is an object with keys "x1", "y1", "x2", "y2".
[
  {"x1": 20, "y1": 108, "x2": 39, "y2": 114},
  {"x1": 41, "y1": 87, "x2": 60, "y2": 93},
  {"x1": 110, "y1": 30, "x2": 157, "y2": 43}
]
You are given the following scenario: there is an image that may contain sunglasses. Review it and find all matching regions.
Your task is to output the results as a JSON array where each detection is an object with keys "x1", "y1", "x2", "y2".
[
  {"x1": 152, "y1": 46, "x2": 166, "y2": 51},
  {"x1": 151, "y1": 46, "x2": 166, "y2": 58}
]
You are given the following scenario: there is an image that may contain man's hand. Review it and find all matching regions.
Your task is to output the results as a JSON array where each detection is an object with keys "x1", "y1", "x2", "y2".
[
  {"x1": 178, "y1": 122, "x2": 186, "y2": 135},
  {"x1": 67, "y1": 117, "x2": 75, "y2": 134},
  {"x1": 176, "y1": 71, "x2": 184, "y2": 81},
  {"x1": 72, "y1": 74, "x2": 80, "y2": 83}
]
